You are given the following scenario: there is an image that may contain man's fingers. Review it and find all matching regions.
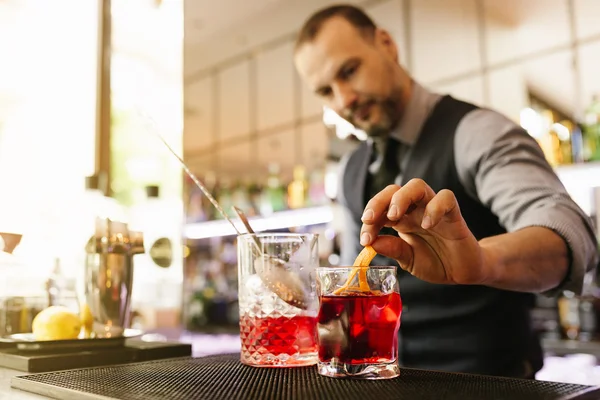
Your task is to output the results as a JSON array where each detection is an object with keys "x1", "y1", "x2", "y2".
[
  {"x1": 360, "y1": 185, "x2": 400, "y2": 245},
  {"x1": 361, "y1": 184, "x2": 400, "y2": 224},
  {"x1": 421, "y1": 189, "x2": 462, "y2": 229},
  {"x1": 360, "y1": 179, "x2": 436, "y2": 246},
  {"x1": 387, "y1": 179, "x2": 436, "y2": 221},
  {"x1": 370, "y1": 235, "x2": 414, "y2": 272}
]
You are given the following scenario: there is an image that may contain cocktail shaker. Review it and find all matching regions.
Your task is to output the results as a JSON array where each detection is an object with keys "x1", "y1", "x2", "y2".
[{"x1": 83, "y1": 218, "x2": 144, "y2": 338}]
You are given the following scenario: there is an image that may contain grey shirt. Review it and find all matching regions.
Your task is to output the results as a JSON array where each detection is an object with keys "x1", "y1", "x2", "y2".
[{"x1": 338, "y1": 80, "x2": 599, "y2": 296}]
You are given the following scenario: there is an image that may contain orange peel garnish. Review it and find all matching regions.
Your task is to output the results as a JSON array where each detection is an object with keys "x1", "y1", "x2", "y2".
[
  {"x1": 333, "y1": 245, "x2": 377, "y2": 295},
  {"x1": 353, "y1": 245, "x2": 377, "y2": 267}
]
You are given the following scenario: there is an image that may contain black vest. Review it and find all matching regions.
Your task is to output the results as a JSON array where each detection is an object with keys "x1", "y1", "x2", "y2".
[{"x1": 341, "y1": 96, "x2": 542, "y2": 377}]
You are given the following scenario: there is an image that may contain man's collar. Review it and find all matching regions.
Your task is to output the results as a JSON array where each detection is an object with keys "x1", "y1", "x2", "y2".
[
  {"x1": 367, "y1": 81, "x2": 443, "y2": 148},
  {"x1": 391, "y1": 80, "x2": 443, "y2": 146}
]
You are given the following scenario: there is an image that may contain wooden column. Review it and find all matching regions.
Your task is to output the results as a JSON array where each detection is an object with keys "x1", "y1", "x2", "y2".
[{"x1": 95, "y1": 0, "x2": 112, "y2": 195}]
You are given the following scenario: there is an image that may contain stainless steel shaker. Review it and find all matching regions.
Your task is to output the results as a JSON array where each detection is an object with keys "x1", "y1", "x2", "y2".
[{"x1": 83, "y1": 218, "x2": 144, "y2": 338}]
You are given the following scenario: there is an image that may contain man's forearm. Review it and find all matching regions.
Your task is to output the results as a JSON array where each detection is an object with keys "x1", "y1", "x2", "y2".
[{"x1": 479, "y1": 226, "x2": 569, "y2": 293}]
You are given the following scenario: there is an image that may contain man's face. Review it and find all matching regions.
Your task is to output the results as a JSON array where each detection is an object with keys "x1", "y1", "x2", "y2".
[{"x1": 294, "y1": 17, "x2": 406, "y2": 137}]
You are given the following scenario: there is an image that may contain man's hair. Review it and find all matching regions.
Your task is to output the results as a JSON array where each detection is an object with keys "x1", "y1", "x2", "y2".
[{"x1": 295, "y1": 5, "x2": 377, "y2": 51}]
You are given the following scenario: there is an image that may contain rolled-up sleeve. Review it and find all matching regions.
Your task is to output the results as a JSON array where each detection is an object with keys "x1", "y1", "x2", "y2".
[{"x1": 455, "y1": 108, "x2": 599, "y2": 295}]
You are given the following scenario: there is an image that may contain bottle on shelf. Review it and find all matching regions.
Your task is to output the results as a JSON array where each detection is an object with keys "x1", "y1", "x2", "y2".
[
  {"x1": 231, "y1": 180, "x2": 253, "y2": 215},
  {"x1": 582, "y1": 95, "x2": 600, "y2": 162},
  {"x1": 127, "y1": 184, "x2": 184, "y2": 323},
  {"x1": 531, "y1": 110, "x2": 559, "y2": 167},
  {"x1": 538, "y1": 110, "x2": 576, "y2": 167},
  {"x1": 571, "y1": 123, "x2": 585, "y2": 164},
  {"x1": 77, "y1": 173, "x2": 126, "y2": 272},
  {"x1": 578, "y1": 270, "x2": 600, "y2": 342},
  {"x1": 558, "y1": 290, "x2": 581, "y2": 340},
  {"x1": 82, "y1": 174, "x2": 126, "y2": 225},
  {"x1": 215, "y1": 180, "x2": 234, "y2": 219},
  {"x1": 288, "y1": 165, "x2": 309, "y2": 209},
  {"x1": 532, "y1": 294, "x2": 561, "y2": 340},
  {"x1": 247, "y1": 182, "x2": 263, "y2": 217},
  {"x1": 185, "y1": 172, "x2": 217, "y2": 223},
  {"x1": 260, "y1": 163, "x2": 287, "y2": 215},
  {"x1": 308, "y1": 164, "x2": 328, "y2": 207},
  {"x1": 556, "y1": 120, "x2": 573, "y2": 165},
  {"x1": 46, "y1": 258, "x2": 65, "y2": 307},
  {"x1": 522, "y1": 107, "x2": 580, "y2": 167}
]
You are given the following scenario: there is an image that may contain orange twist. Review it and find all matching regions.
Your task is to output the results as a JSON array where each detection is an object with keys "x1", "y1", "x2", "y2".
[{"x1": 332, "y1": 246, "x2": 377, "y2": 295}]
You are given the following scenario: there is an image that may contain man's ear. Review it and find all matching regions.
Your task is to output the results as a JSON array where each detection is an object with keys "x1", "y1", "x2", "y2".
[{"x1": 375, "y1": 28, "x2": 398, "y2": 62}]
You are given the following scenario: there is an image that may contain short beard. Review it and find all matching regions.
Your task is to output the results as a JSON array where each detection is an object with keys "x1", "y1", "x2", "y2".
[
  {"x1": 343, "y1": 91, "x2": 403, "y2": 138},
  {"x1": 362, "y1": 99, "x2": 398, "y2": 137}
]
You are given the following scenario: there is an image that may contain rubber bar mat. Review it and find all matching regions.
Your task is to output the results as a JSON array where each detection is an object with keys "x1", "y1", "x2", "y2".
[{"x1": 11, "y1": 353, "x2": 600, "y2": 400}]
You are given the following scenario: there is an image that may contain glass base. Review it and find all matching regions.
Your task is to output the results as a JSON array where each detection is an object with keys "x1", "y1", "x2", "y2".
[
  {"x1": 317, "y1": 359, "x2": 400, "y2": 379},
  {"x1": 241, "y1": 352, "x2": 318, "y2": 368}
]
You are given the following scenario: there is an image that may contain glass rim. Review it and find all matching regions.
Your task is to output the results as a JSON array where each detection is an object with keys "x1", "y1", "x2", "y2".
[
  {"x1": 238, "y1": 232, "x2": 318, "y2": 239},
  {"x1": 316, "y1": 265, "x2": 397, "y2": 270}
]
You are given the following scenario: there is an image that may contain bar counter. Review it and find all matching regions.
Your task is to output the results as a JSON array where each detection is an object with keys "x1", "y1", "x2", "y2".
[
  {"x1": 4, "y1": 353, "x2": 600, "y2": 400},
  {"x1": 0, "y1": 367, "x2": 46, "y2": 399}
]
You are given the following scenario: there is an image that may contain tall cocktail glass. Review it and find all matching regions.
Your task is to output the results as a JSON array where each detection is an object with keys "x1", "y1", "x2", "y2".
[{"x1": 237, "y1": 233, "x2": 318, "y2": 367}]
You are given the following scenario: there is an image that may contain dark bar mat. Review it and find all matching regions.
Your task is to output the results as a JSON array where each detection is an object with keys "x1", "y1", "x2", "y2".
[
  {"x1": 10, "y1": 353, "x2": 600, "y2": 400},
  {"x1": 0, "y1": 340, "x2": 192, "y2": 372}
]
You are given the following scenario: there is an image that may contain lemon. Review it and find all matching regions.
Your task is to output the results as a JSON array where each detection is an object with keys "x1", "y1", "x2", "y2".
[{"x1": 32, "y1": 306, "x2": 82, "y2": 341}]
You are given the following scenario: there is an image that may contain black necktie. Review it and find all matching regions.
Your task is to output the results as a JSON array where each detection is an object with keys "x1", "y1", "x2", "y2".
[
  {"x1": 367, "y1": 138, "x2": 402, "y2": 238},
  {"x1": 368, "y1": 137, "x2": 401, "y2": 200}
]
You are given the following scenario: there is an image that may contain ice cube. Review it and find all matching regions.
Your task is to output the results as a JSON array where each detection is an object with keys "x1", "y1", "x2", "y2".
[
  {"x1": 288, "y1": 240, "x2": 311, "y2": 263},
  {"x1": 288, "y1": 240, "x2": 317, "y2": 278},
  {"x1": 244, "y1": 274, "x2": 266, "y2": 298},
  {"x1": 317, "y1": 311, "x2": 349, "y2": 357},
  {"x1": 241, "y1": 274, "x2": 303, "y2": 318},
  {"x1": 382, "y1": 274, "x2": 397, "y2": 294}
]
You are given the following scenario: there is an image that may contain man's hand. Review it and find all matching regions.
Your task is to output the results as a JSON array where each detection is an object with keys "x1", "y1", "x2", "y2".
[{"x1": 360, "y1": 179, "x2": 487, "y2": 285}]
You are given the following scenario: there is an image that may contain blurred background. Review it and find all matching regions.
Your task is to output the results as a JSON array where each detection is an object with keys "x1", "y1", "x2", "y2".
[{"x1": 1, "y1": 0, "x2": 600, "y2": 384}]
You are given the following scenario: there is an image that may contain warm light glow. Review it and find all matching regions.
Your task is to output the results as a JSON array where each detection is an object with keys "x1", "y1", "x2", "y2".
[
  {"x1": 520, "y1": 107, "x2": 544, "y2": 139},
  {"x1": 324, "y1": 161, "x2": 339, "y2": 199},
  {"x1": 552, "y1": 123, "x2": 570, "y2": 141},
  {"x1": 110, "y1": 0, "x2": 185, "y2": 312},
  {"x1": 0, "y1": 0, "x2": 98, "y2": 274},
  {"x1": 322, "y1": 106, "x2": 368, "y2": 141},
  {"x1": 555, "y1": 163, "x2": 600, "y2": 216}
]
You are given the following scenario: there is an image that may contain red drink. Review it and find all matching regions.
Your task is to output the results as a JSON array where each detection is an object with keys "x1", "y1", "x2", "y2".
[
  {"x1": 317, "y1": 292, "x2": 402, "y2": 364},
  {"x1": 239, "y1": 314, "x2": 317, "y2": 366}
]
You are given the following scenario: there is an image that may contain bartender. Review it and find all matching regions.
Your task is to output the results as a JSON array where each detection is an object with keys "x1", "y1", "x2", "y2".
[{"x1": 293, "y1": 4, "x2": 599, "y2": 378}]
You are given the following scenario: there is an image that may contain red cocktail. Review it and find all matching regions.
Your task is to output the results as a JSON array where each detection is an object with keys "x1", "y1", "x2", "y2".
[
  {"x1": 316, "y1": 266, "x2": 401, "y2": 379},
  {"x1": 240, "y1": 314, "x2": 317, "y2": 363},
  {"x1": 317, "y1": 292, "x2": 401, "y2": 364}
]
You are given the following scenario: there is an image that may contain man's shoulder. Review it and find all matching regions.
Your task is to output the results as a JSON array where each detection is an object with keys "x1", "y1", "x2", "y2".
[
  {"x1": 460, "y1": 106, "x2": 520, "y2": 133},
  {"x1": 452, "y1": 103, "x2": 528, "y2": 154},
  {"x1": 450, "y1": 101, "x2": 535, "y2": 192}
]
